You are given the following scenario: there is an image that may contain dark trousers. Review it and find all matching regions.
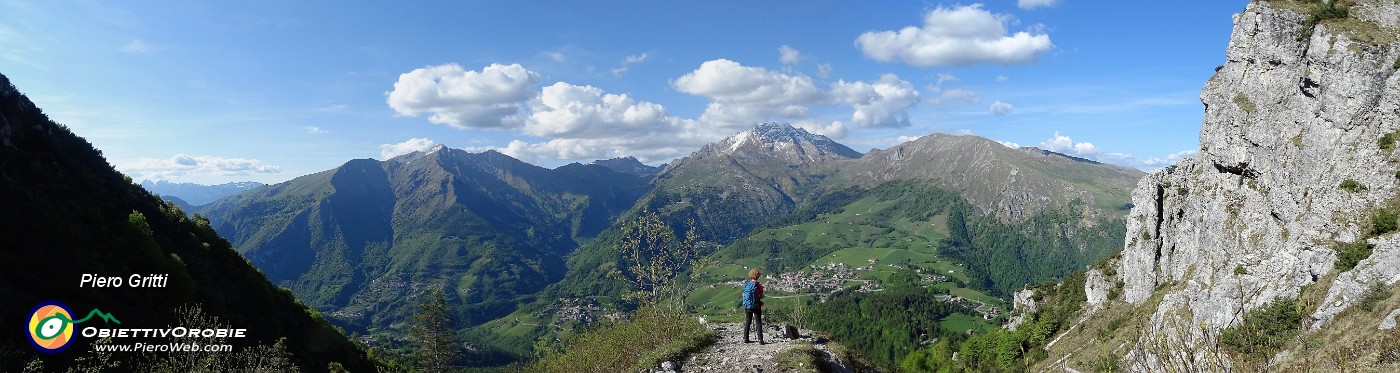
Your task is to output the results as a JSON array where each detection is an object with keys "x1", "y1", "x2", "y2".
[{"x1": 744, "y1": 308, "x2": 763, "y2": 342}]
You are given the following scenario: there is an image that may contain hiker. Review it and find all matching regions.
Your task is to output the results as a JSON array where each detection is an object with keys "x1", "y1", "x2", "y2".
[{"x1": 741, "y1": 267, "x2": 765, "y2": 344}]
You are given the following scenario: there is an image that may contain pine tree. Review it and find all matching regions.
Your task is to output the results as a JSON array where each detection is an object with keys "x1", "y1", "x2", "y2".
[{"x1": 412, "y1": 289, "x2": 459, "y2": 373}]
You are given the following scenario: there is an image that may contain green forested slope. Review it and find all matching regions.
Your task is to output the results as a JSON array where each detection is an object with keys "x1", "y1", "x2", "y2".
[
  {"x1": 198, "y1": 145, "x2": 653, "y2": 363},
  {"x1": 0, "y1": 73, "x2": 376, "y2": 371}
]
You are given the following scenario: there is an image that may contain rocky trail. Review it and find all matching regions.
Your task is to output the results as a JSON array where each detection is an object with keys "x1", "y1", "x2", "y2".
[{"x1": 662, "y1": 321, "x2": 855, "y2": 373}]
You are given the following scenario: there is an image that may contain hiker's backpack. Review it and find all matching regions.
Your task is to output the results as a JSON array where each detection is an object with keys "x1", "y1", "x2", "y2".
[{"x1": 741, "y1": 281, "x2": 758, "y2": 309}]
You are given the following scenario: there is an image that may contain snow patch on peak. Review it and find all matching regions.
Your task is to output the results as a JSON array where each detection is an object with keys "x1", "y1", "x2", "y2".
[
  {"x1": 716, "y1": 122, "x2": 861, "y2": 158},
  {"x1": 750, "y1": 122, "x2": 822, "y2": 144},
  {"x1": 727, "y1": 131, "x2": 754, "y2": 153},
  {"x1": 390, "y1": 144, "x2": 452, "y2": 164}
]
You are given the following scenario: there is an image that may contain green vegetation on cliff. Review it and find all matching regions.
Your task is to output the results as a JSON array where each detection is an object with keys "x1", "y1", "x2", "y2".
[{"x1": 902, "y1": 270, "x2": 1088, "y2": 372}]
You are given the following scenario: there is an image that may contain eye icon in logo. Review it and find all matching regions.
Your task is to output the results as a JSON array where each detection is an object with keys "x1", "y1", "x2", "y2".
[{"x1": 27, "y1": 301, "x2": 75, "y2": 353}]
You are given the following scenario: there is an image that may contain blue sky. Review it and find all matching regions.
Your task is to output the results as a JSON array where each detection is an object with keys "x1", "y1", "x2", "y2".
[{"x1": 1, "y1": 0, "x2": 1248, "y2": 184}]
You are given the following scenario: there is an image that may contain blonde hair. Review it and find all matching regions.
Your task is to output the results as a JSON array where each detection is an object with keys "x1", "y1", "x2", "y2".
[{"x1": 748, "y1": 268, "x2": 762, "y2": 280}]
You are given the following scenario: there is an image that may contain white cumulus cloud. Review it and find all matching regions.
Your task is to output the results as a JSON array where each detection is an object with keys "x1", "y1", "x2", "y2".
[
  {"x1": 494, "y1": 136, "x2": 707, "y2": 166},
  {"x1": 1018, "y1": 0, "x2": 1061, "y2": 10},
  {"x1": 380, "y1": 138, "x2": 438, "y2": 159},
  {"x1": 473, "y1": 82, "x2": 715, "y2": 165},
  {"x1": 497, "y1": 139, "x2": 633, "y2": 165},
  {"x1": 1040, "y1": 131, "x2": 1099, "y2": 157},
  {"x1": 118, "y1": 154, "x2": 281, "y2": 181},
  {"x1": 386, "y1": 63, "x2": 540, "y2": 129},
  {"x1": 855, "y1": 4, "x2": 1053, "y2": 67},
  {"x1": 1034, "y1": 132, "x2": 1185, "y2": 169},
  {"x1": 1143, "y1": 149, "x2": 1198, "y2": 166},
  {"x1": 526, "y1": 82, "x2": 693, "y2": 139},
  {"x1": 989, "y1": 101, "x2": 1014, "y2": 115},
  {"x1": 673, "y1": 59, "x2": 826, "y2": 128},
  {"x1": 792, "y1": 120, "x2": 849, "y2": 139},
  {"x1": 779, "y1": 45, "x2": 802, "y2": 65},
  {"x1": 830, "y1": 74, "x2": 920, "y2": 128}
]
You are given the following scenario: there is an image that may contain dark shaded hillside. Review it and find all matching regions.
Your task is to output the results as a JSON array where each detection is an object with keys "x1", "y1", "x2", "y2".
[
  {"x1": 0, "y1": 73, "x2": 376, "y2": 371},
  {"x1": 198, "y1": 145, "x2": 653, "y2": 356}
]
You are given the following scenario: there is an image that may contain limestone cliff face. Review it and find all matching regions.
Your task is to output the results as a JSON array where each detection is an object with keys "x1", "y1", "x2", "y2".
[{"x1": 1114, "y1": 0, "x2": 1400, "y2": 356}]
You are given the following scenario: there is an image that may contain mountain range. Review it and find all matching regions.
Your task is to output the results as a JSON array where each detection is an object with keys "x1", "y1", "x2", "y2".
[
  {"x1": 195, "y1": 120, "x2": 1145, "y2": 365},
  {"x1": 197, "y1": 145, "x2": 654, "y2": 347},
  {"x1": 141, "y1": 180, "x2": 266, "y2": 207},
  {"x1": 11, "y1": 0, "x2": 1399, "y2": 370},
  {"x1": 0, "y1": 64, "x2": 1147, "y2": 370}
]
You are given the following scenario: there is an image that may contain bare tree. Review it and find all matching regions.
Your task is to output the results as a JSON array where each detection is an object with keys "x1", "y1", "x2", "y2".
[{"x1": 612, "y1": 211, "x2": 705, "y2": 313}]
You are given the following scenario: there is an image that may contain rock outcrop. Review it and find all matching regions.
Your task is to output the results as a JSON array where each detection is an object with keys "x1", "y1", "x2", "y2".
[
  {"x1": 1111, "y1": 0, "x2": 1400, "y2": 367},
  {"x1": 1005, "y1": 289, "x2": 1040, "y2": 331}
]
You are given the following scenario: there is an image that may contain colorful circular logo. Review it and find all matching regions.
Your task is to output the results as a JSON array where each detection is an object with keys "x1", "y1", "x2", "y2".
[{"x1": 27, "y1": 301, "x2": 75, "y2": 353}]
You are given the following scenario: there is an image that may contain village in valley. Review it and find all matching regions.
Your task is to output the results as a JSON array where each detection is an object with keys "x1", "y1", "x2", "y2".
[
  {"x1": 686, "y1": 251, "x2": 1007, "y2": 335},
  {"x1": 744, "y1": 260, "x2": 1001, "y2": 320},
  {"x1": 498, "y1": 194, "x2": 1014, "y2": 341},
  {"x1": 672, "y1": 194, "x2": 1013, "y2": 336}
]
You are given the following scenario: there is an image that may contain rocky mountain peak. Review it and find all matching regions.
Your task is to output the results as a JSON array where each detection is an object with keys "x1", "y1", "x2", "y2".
[
  {"x1": 385, "y1": 143, "x2": 451, "y2": 165},
  {"x1": 749, "y1": 121, "x2": 821, "y2": 143},
  {"x1": 698, "y1": 122, "x2": 861, "y2": 163}
]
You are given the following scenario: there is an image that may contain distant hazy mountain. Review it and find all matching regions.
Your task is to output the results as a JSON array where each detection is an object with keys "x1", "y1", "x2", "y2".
[
  {"x1": 0, "y1": 72, "x2": 375, "y2": 371},
  {"x1": 198, "y1": 145, "x2": 653, "y2": 346},
  {"x1": 588, "y1": 156, "x2": 661, "y2": 176},
  {"x1": 140, "y1": 180, "x2": 265, "y2": 206}
]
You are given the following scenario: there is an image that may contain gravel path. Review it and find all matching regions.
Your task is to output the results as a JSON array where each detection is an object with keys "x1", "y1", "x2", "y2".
[{"x1": 678, "y1": 322, "x2": 854, "y2": 373}]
